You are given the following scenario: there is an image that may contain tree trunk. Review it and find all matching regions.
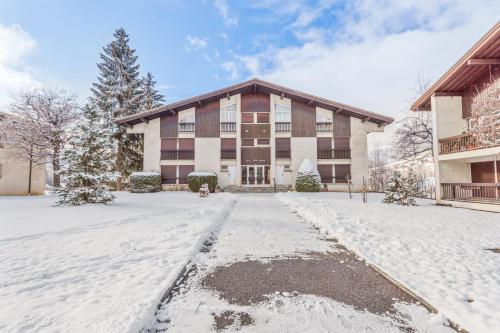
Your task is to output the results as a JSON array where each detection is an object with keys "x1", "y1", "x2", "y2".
[{"x1": 52, "y1": 145, "x2": 61, "y2": 187}]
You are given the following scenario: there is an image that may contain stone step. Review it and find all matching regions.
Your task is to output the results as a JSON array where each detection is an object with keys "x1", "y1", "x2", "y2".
[{"x1": 224, "y1": 186, "x2": 289, "y2": 193}]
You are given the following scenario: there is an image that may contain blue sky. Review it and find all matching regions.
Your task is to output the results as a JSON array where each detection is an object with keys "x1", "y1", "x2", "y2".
[{"x1": 1, "y1": 0, "x2": 499, "y2": 148}]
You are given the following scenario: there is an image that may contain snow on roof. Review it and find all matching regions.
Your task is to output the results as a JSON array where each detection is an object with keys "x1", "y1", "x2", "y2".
[
  {"x1": 188, "y1": 171, "x2": 217, "y2": 177},
  {"x1": 130, "y1": 171, "x2": 160, "y2": 176},
  {"x1": 297, "y1": 158, "x2": 320, "y2": 176}
]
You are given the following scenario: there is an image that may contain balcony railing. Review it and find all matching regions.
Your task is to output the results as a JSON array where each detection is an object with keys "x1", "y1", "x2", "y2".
[
  {"x1": 316, "y1": 122, "x2": 333, "y2": 132},
  {"x1": 276, "y1": 150, "x2": 291, "y2": 159},
  {"x1": 275, "y1": 122, "x2": 291, "y2": 132},
  {"x1": 221, "y1": 122, "x2": 236, "y2": 132},
  {"x1": 161, "y1": 150, "x2": 194, "y2": 160},
  {"x1": 178, "y1": 122, "x2": 195, "y2": 133},
  {"x1": 317, "y1": 148, "x2": 351, "y2": 159},
  {"x1": 221, "y1": 149, "x2": 236, "y2": 159},
  {"x1": 439, "y1": 132, "x2": 500, "y2": 154},
  {"x1": 441, "y1": 183, "x2": 500, "y2": 201}
]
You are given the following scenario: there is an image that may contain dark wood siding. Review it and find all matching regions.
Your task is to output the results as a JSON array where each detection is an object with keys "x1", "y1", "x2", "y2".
[
  {"x1": 161, "y1": 138, "x2": 177, "y2": 150},
  {"x1": 335, "y1": 164, "x2": 351, "y2": 183},
  {"x1": 462, "y1": 67, "x2": 500, "y2": 118},
  {"x1": 241, "y1": 113, "x2": 254, "y2": 123},
  {"x1": 275, "y1": 138, "x2": 290, "y2": 151},
  {"x1": 257, "y1": 113, "x2": 269, "y2": 123},
  {"x1": 291, "y1": 100, "x2": 316, "y2": 137},
  {"x1": 241, "y1": 92, "x2": 270, "y2": 113},
  {"x1": 333, "y1": 114, "x2": 351, "y2": 137},
  {"x1": 318, "y1": 164, "x2": 333, "y2": 183},
  {"x1": 242, "y1": 139, "x2": 254, "y2": 146},
  {"x1": 178, "y1": 138, "x2": 194, "y2": 150},
  {"x1": 257, "y1": 139, "x2": 269, "y2": 145},
  {"x1": 334, "y1": 137, "x2": 350, "y2": 149},
  {"x1": 241, "y1": 147, "x2": 270, "y2": 165},
  {"x1": 195, "y1": 100, "x2": 220, "y2": 137},
  {"x1": 178, "y1": 165, "x2": 194, "y2": 184},
  {"x1": 317, "y1": 137, "x2": 332, "y2": 150},
  {"x1": 161, "y1": 165, "x2": 176, "y2": 184},
  {"x1": 241, "y1": 124, "x2": 270, "y2": 139},
  {"x1": 221, "y1": 138, "x2": 236, "y2": 150},
  {"x1": 160, "y1": 114, "x2": 178, "y2": 137},
  {"x1": 471, "y1": 161, "x2": 496, "y2": 183}
]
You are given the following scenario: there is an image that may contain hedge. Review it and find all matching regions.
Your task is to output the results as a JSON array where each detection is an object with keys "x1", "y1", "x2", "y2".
[
  {"x1": 129, "y1": 172, "x2": 162, "y2": 193},
  {"x1": 187, "y1": 172, "x2": 218, "y2": 193}
]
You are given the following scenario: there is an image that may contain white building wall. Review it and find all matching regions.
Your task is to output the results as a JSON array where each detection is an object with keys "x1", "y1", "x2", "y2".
[
  {"x1": 290, "y1": 137, "x2": 317, "y2": 187},
  {"x1": 0, "y1": 148, "x2": 45, "y2": 195}
]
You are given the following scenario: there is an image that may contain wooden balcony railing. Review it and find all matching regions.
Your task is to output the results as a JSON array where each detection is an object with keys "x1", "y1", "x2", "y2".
[
  {"x1": 221, "y1": 122, "x2": 236, "y2": 132},
  {"x1": 439, "y1": 132, "x2": 500, "y2": 154},
  {"x1": 316, "y1": 122, "x2": 333, "y2": 132},
  {"x1": 275, "y1": 122, "x2": 291, "y2": 132},
  {"x1": 221, "y1": 149, "x2": 236, "y2": 159},
  {"x1": 317, "y1": 149, "x2": 351, "y2": 159},
  {"x1": 441, "y1": 183, "x2": 500, "y2": 201},
  {"x1": 178, "y1": 122, "x2": 195, "y2": 133},
  {"x1": 276, "y1": 150, "x2": 291, "y2": 159},
  {"x1": 161, "y1": 150, "x2": 194, "y2": 160}
]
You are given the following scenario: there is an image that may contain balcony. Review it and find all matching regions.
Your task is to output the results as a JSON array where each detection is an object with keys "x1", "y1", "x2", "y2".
[
  {"x1": 316, "y1": 122, "x2": 333, "y2": 132},
  {"x1": 275, "y1": 122, "x2": 291, "y2": 132},
  {"x1": 221, "y1": 122, "x2": 236, "y2": 132},
  {"x1": 221, "y1": 149, "x2": 236, "y2": 159},
  {"x1": 317, "y1": 148, "x2": 351, "y2": 159},
  {"x1": 441, "y1": 183, "x2": 500, "y2": 202},
  {"x1": 178, "y1": 122, "x2": 195, "y2": 133},
  {"x1": 439, "y1": 132, "x2": 500, "y2": 154},
  {"x1": 276, "y1": 150, "x2": 291, "y2": 159},
  {"x1": 161, "y1": 150, "x2": 194, "y2": 160}
]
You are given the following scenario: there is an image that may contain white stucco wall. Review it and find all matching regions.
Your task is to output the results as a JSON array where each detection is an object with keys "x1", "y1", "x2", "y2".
[
  {"x1": 350, "y1": 118, "x2": 369, "y2": 191},
  {"x1": 290, "y1": 137, "x2": 317, "y2": 187},
  {"x1": 438, "y1": 160, "x2": 471, "y2": 184},
  {"x1": 432, "y1": 95, "x2": 467, "y2": 140},
  {"x1": 195, "y1": 138, "x2": 220, "y2": 174},
  {"x1": 0, "y1": 148, "x2": 45, "y2": 195},
  {"x1": 144, "y1": 118, "x2": 161, "y2": 172}
]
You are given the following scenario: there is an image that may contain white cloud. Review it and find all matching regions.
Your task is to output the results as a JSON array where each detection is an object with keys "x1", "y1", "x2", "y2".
[
  {"x1": 214, "y1": 0, "x2": 238, "y2": 27},
  {"x1": 0, "y1": 24, "x2": 40, "y2": 106},
  {"x1": 221, "y1": 61, "x2": 239, "y2": 80},
  {"x1": 185, "y1": 35, "x2": 208, "y2": 51},
  {"x1": 226, "y1": 0, "x2": 500, "y2": 150}
]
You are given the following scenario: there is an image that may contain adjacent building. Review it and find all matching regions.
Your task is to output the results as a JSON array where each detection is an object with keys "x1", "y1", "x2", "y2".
[
  {"x1": 412, "y1": 22, "x2": 500, "y2": 212},
  {"x1": 117, "y1": 78, "x2": 393, "y2": 192}
]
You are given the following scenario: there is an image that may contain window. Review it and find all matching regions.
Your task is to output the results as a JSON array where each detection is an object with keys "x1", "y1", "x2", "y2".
[
  {"x1": 275, "y1": 103, "x2": 291, "y2": 122},
  {"x1": 221, "y1": 103, "x2": 236, "y2": 122},
  {"x1": 316, "y1": 110, "x2": 332, "y2": 123},
  {"x1": 179, "y1": 113, "x2": 195, "y2": 123}
]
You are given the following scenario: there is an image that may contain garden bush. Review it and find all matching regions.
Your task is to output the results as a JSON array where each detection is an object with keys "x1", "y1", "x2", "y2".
[
  {"x1": 187, "y1": 171, "x2": 218, "y2": 193},
  {"x1": 129, "y1": 172, "x2": 162, "y2": 193},
  {"x1": 295, "y1": 159, "x2": 321, "y2": 192}
]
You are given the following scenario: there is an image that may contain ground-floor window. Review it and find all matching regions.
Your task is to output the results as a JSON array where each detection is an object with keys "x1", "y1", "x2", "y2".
[
  {"x1": 335, "y1": 164, "x2": 351, "y2": 183},
  {"x1": 318, "y1": 164, "x2": 333, "y2": 183},
  {"x1": 161, "y1": 165, "x2": 194, "y2": 184}
]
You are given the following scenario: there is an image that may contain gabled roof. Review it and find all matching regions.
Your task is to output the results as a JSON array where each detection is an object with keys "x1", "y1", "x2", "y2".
[
  {"x1": 116, "y1": 78, "x2": 393, "y2": 125},
  {"x1": 412, "y1": 22, "x2": 500, "y2": 111}
]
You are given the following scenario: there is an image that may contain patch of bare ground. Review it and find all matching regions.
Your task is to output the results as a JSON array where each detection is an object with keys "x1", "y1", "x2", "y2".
[
  {"x1": 486, "y1": 248, "x2": 500, "y2": 253},
  {"x1": 213, "y1": 310, "x2": 254, "y2": 331}
]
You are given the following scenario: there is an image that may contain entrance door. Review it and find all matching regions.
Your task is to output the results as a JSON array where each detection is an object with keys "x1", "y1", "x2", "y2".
[
  {"x1": 275, "y1": 165, "x2": 284, "y2": 185},
  {"x1": 241, "y1": 165, "x2": 271, "y2": 186},
  {"x1": 228, "y1": 166, "x2": 237, "y2": 185}
]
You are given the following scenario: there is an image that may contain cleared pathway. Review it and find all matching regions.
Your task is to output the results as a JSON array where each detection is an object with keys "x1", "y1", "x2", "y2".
[{"x1": 147, "y1": 194, "x2": 451, "y2": 333}]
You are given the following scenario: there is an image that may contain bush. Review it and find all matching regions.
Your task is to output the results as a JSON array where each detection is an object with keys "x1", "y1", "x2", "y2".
[
  {"x1": 295, "y1": 159, "x2": 321, "y2": 192},
  {"x1": 188, "y1": 172, "x2": 218, "y2": 193},
  {"x1": 383, "y1": 170, "x2": 420, "y2": 206},
  {"x1": 129, "y1": 172, "x2": 162, "y2": 193}
]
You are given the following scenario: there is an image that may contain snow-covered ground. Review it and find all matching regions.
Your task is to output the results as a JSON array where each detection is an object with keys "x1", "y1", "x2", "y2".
[
  {"x1": 0, "y1": 192, "x2": 236, "y2": 333},
  {"x1": 278, "y1": 192, "x2": 500, "y2": 333}
]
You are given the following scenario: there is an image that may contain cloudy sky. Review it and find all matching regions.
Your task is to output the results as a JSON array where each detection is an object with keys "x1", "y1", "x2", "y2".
[{"x1": 0, "y1": 0, "x2": 499, "y2": 148}]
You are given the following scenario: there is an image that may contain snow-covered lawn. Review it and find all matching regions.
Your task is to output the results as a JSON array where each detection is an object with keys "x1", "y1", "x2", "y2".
[
  {"x1": 278, "y1": 192, "x2": 500, "y2": 333},
  {"x1": 0, "y1": 192, "x2": 236, "y2": 333}
]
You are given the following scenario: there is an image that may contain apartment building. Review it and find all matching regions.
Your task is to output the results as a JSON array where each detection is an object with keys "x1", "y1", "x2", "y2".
[
  {"x1": 412, "y1": 23, "x2": 500, "y2": 212},
  {"x1": 117, "y1": 78, "x2": 393, "y2": 192}
]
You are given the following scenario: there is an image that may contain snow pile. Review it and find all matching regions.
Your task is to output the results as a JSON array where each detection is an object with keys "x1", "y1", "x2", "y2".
[
  {"x1": 130, "y1": 171, "x2": 161, "y2": 176},
  {"x1": 188, "y1": 171, "x2": 217, "y2": 177},
  {"x1": 0, "y1": 192, "x2": 236, "y2": 333},
  {"x1": 277, "y1": 192, "x2": 500, "y2": 333}
]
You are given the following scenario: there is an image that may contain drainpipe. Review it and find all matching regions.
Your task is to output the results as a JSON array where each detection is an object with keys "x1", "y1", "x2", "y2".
[
  {"x1": 28, "y1": 143, "x2": 33, "y2": 196},
  {"x1": 495, "y1": 154, "x2": 498, "y2": 200}
]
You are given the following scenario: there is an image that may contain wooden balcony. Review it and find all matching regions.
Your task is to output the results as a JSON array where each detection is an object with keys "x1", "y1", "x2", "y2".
[
  {"x1": 221, "y1": 149, "x2": 236, "y2": 159},
  {"x1": 441, "y1": 183, "x2": 500, "y2": 202},
  {"x1": 161, "y1": 150, "x2": 194, "y2": 160},
  {"x1": 178, "y1": 122, "x2": 195, "y2": 133},
  {"x1": 317, "y1": 149, "x2": 351, "y2": 159},
  {"x1": 439, "y1": 132, "x2": 500, "y2": 154},
  {"x1": 316, "y1": 122, "x2": 333, "y2": 132},
  {"x1": 275, "y1": 122, "x2": 291, "y2": 132},
  {"x1": 221, "y1": 122, "x2": 236, "y2": 132},
  {"x1": 276, "y1": 150, "x2": 291, "y2": 159}
]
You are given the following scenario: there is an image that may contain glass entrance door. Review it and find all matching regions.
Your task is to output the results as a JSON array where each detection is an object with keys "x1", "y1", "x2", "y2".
[{"x1": 241, "y1": 165, "x2": 270, "y2": 186}]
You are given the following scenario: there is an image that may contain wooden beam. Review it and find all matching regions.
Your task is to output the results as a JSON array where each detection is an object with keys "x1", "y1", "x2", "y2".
[
  {"x1": 467, "y1": 58, "x2": 500, "y2": 65},
  {"x1": 197, "y1": 100, "x2": 203, "y2": 106},
  {"x1": 280, "y1": 92, "x2": 285, "y2": 99},
  {"x1": 226, "y1": 92, "x2": 230, "y2": 100},
  {"x1": 124, "y1": 122, "x2": 132, "y2": 128},
  {"x1": 378, "y1": 122, "x2": 386, "y2": 128},
  {"x1": 334, "y1": 109, "x2": 342, "y2": 114},
  {"x1": 307, "y1": 99, "x2": 314, "y2": 106},
  {"x1": 253, "y1": 84, "x2": 257, "y2": 93},
  {"x1": 169, "y1": 109, "x2": 176, "y2": 115},
  {"x1": 362, "y1": 117, "x2": 371, "y2": 123},
  {"x1": 140, "y1": 117, "x2": 149, "y2": 124}
]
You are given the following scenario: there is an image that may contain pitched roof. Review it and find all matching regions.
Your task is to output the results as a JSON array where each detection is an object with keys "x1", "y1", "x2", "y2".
[
  {"x1": 116, "y1": 78, "x2": 393, "y2": 125},
  {"x1": 412, "y1": 22, "x2": 500, "y2": 111}
]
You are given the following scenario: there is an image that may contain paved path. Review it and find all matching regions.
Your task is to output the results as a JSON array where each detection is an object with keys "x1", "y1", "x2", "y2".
[{"x1": 148, "y1": 194, "x2": 451, "y2": 333}]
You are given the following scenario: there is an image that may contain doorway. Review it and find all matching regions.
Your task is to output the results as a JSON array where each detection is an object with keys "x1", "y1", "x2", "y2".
[{"x1": 241, "y1": 165, "x2": 270, "y2": 186}]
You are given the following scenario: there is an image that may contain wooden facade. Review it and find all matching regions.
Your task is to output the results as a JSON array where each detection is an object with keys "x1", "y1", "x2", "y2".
[
  {"x1": 195, "y1": 100, "x2": 220, "y2": 137},
  {"x1": 241, "y1": 147, "x2": 271, "y2": 165},
  {"x1": 291, "y1": 100, "x2": 316, "y2": 137},
  {"x1": 241, "y1": 92, "x2": 270, "y2": 113},
  {"x1": 160, "y1": 114, "x2": 178, "y2": 137},
  {"x1": 333, "y1": 113, "x2": 351, "y2": 137}
]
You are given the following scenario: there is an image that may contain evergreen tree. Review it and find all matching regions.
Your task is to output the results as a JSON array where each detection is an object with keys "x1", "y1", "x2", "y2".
[
  {"x1": 295, "y1": 158, "x2": 321, "y2": 192},
  {"x1": 383, "y1": 170, "x2": 420, "y2": 206},
  {"x1": 56, "y1": 103, "x2": 116, "y2": 205},
  {"x1": 140, "y1": 72, "x2": 165, "y2": 111},
  {"x1": 91, "y1": 28, "x2": 143, "y2": 178}
]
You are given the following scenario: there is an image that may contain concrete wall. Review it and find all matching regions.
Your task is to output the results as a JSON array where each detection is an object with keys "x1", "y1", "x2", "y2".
[
  {"x1": 439, "y1": 160, "x2": 471, "y2": 183},
  {"x1": 195, "y1": 138, "x2": 220, "y2": 173},
  {"x1": 128, "y1": 119, "x2": 161, "y2": 172},
  {"x1": 0, "y1": 148, "x2": 45, "y2": 195},
  {"x1": 290, "y1": 137, "x2": 317, "y2": 187},
  {"x1": 350, "y1": 118, "x2": 369, "y2": 191}
]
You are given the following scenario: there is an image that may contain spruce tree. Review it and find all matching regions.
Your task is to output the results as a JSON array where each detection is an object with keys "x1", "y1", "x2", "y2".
[
  {"x1": 91, "y1": 28, "x2": 143, "y2": 179},
  {"x1": 141, "y1": 72, "x2": 165, "y2": 111},
  {"x1": 56, "y1": 103, "x2": 116, "y2": 205},
  {"x1": 383, "y1": 170, "x2": 420, "y2": 206}
]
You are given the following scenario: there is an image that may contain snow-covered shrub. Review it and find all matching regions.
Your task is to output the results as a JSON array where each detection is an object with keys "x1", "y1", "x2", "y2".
[
  {"x1": 129, "y1": 172, "x2": 162, "y2": 193},
  {"x1": 295, "y1": 159, "x2": 321, "y2": 192},
  {"x1": 383, "y1": 170, "x2": 420, "y2": 206},
  {"x1": 187, "y1": 171, "x2": 217, "y2": 193}
]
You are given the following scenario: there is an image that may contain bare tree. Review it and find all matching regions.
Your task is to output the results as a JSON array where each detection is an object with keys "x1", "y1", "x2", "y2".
[
  {"x1": 2, "y1": 89, "x2": 80, "y2": 187},
  {"x1": 368, "y1": 148, "x2": 390, "y2": 192}
]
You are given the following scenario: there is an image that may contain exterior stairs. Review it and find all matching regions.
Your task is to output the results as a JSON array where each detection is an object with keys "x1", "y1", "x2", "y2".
[{"x1": 224, "y1": 185, "x2": 289, "y2": 193}]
